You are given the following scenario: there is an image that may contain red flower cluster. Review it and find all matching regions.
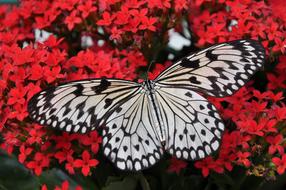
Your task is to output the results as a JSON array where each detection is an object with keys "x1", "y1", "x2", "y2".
[
  {"x1": 0, "y1": 0, "x2": 189, "y2": 180},
  {"x1": 0, "y1": 0, "x2": 285, "y2": 184}
]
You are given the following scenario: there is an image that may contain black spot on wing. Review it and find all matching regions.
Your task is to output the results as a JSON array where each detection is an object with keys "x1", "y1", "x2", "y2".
[
  {"x1": 74, "y1": 84, "x2": 84, "y2": 96},
  {"x1": 180, "y1": 58, "x2": 200, "y2": 68},
  {"x1": 189, "y1": 76, "x2": 201, "y2": 84},
  {"x1": 201, "y1": 129, "x2": 206, "y2": 136},
  {"x1": 63, "y1": 107, "x2": 71, "y2": 116},
  {"x1": 134, "y1": 144, "x2": 140, "y2": 151},
  {"x1": 229, "y1": 64, "x2": 239, "y2": 70},
  {"x1": 115, "y1": 106, "x2": 122, "y2": 113},
  {"x1": 206, "y1": 49, "x2": 218, "y2": 60},
  {"x1": 104, "y1": 98, "x2": 113, "y2": 109},
  {"x1": 92, "y1": 78, "x2": 111, "y2": 94},
  {"x1": 185, "y1": 92, "x2": 193, "y2": 98},
  {"x1": 183, "y1": 128, "x2": 188, "y2": 134},
  {"x1": 190, "y1": 134, "x2": 196, "y2": 141}
]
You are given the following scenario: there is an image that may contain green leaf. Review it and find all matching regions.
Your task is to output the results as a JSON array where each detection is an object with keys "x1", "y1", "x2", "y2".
[
  {"x1": 0, "y1": 150, "x2": 38, "y2": 190},
  {"x1": 138, "y1": 174, "x2": 151, "y2": 190},
  {"x1": 103, "y1": 175, "x2": 138, "y2": 190}
]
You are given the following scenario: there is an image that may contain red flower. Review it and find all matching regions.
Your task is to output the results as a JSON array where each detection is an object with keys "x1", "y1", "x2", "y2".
[
  {"x1": 55, "y1": 180, "x2": 82, "y2": 190},
  {"x1": 18, "y1": 145, "x2": 33, "y2": 163},
  {"x1": 55, "y1": 149, "x2": 74, "y2": 163},
  {"x1": 237, "y1": 119, "x2": 264, "y2": 136},
  {"x1": 45, "y1": 49, "x2": 67, "y2": 66},
  {"x1": 74, "y1": 151, "x2": 99, "y2": 176},
  {"x1": 261, "y1": 118, "x2": 278, "y2": 133},
  {"x1": 64, "y1": 10, "x2": 82, "y2": 30},
  {"x1": 269, "y1": 0, "x2": 286, "y2": 22},
  {"x1": 52, "y1": 133, "x2": 77, "y2": 150},
  {"x1": 195, "y1": 157, "x2": 224, "y2": 177},
  {"x1": 43, "y1": 35, "x2": 64, "y2": 48},
  {"x1": 10, "y1": 103, "x2": 29, "y2": 121},
  {"x1": 78, "y1": 0, "x2": 97, "y2": 18},
  {"x1": 272, "y1": 155, "x2": 286, "y2": 175},
  {"x1": 41, "y1": 184, "x2": 48, "y2": 190},
  {"x1": 43, "y1": 66, "x2": 65, "y2": 83},
  {"x1": 218, "y1": 151, "x2": 236, "y2": 171},
  {"x1": 236, "y1": 152, "x2": 251, "y2": 167},
  {"x1": 29, "y1": 64, "x2": 44, "y2": 80},
  {"x1": 7, "y1": 85, "x2": 28, "y2": 105},
  {"x1": 174, "y1": 0, "x2": 188, "y2": 12},
  {"x1": 65, "y1": 157, "x2": 76, "y2": 175},
  {"x1": 8, "y1": 45, "x2": 34, "y2": 65},
  {"x1": 79, "y1": 131, "x2": 102, "y2": 154},
  {"x1": 55, "y1": 181, "x2": 69, "y2": 190},
  {"x1": 114, "y1": 6, "x2": 130, "y2": 25},
  {"x1": 97, "y1": 12, "x2": 113, "y2": 26},
  {"x1": 110, "y1": 27, "x2": 123, "y2": 40},
  {"x1": 139, "y1": 17, "x2": 157, "y2": 31},
  {"x1": 273, "y1": 107, "x2": 286, "y2": 120},
  {"x1": 26, "y1": 127, "x2": 45, "y2": 145},
  {"x1": 26, "y1": 152, "x2": 50, "y2": 176},
  {"x1": 168, "y1": 157, "x2": 187, "y2": 174},
  {"x1": 266, "y1": 135, "x2": 284, "y2": 155}
]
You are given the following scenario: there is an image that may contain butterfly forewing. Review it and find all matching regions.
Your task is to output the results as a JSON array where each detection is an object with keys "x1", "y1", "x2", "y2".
[
  {"x1": 155, "y1": 39, "x2": 265, "y2": 97},
  {"x1": 102, "y1": 91, "x2": 163, "y2": 171},
  {"x1": 28, "y1": 79, "x2": 141, "y2": 133},
  {"x1": 155, "y1": 86, "x2": 224, "y2": 160}
]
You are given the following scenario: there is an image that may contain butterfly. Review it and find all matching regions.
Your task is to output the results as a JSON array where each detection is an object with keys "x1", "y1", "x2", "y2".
[{"x1": 28, "y1": 39, "x2": 265, "y2": 171}]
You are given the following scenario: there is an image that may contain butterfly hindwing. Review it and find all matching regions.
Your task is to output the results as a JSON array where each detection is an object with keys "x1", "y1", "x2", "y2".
[
  {"x1": 155, "y1": 39, "x2": 265, "y2": 97},
  {"x1": 155, "y1": 86, "x2": 224, "y2": 160},
  {"x1": 102, "y1": 91, "x2": 163, "y2": 171},
  {"x1": 28, "y1": 79, "x2": 141, "y2": 133}
]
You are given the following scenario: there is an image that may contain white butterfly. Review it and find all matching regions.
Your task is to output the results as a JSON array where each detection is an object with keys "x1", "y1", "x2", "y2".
[{"x1": 28, "y1": 39, "x2": 265, "y2": 171}]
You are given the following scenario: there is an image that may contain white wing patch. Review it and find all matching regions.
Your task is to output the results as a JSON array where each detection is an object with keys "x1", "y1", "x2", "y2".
[
  {"x1": 155, "y1": 39, "x2": 265, "y2": 97},
  {"x1": 28, "y1": 79, "x2": 141, "y2": 133},
  {"x1": 155, "y1": 86, "x2": 224, "y2": 160},
  {"x1": 102, "y1": 92, "x2": 163, "y2": 171}
]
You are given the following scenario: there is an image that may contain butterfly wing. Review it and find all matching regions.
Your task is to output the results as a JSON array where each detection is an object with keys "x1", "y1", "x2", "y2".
[
  {"x1": 155, "y1": 39, "x2": 265, "y2": 97},
  {"x1": 155, "y1": 86, "x2": 224, "y2": 160},
  {"x1": 28, "y1": 78, "x2": 163, "y2": 171},
  {"x1": 102, "y1": 91, "x2": 163, "y2": 171},
  {"x1": 28, "y1": 78, "x2": 141, "y2": 133}
]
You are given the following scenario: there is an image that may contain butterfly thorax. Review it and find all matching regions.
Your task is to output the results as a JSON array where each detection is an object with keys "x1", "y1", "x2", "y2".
[{"x1": 142, "y1": 80, "x2": 166, "y2": 145}]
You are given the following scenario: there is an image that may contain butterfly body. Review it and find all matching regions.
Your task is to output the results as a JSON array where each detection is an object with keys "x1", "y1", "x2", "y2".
[
  {"x1": 143, "y1": 80, "x2": 166, "y2": 143},
  {"x1": 28, "y1": 39, "x2": 265, "y2": 171}
]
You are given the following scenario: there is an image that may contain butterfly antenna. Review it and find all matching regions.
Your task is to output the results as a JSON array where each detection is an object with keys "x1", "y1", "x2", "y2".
[{"x1": 146, "y1": 60, "x2": 155, "y2": 80}]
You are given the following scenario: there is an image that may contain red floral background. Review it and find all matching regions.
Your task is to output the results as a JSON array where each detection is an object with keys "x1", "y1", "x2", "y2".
[{"x1": 0, "y1": 0, "x2": 285, "y2": 189}]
